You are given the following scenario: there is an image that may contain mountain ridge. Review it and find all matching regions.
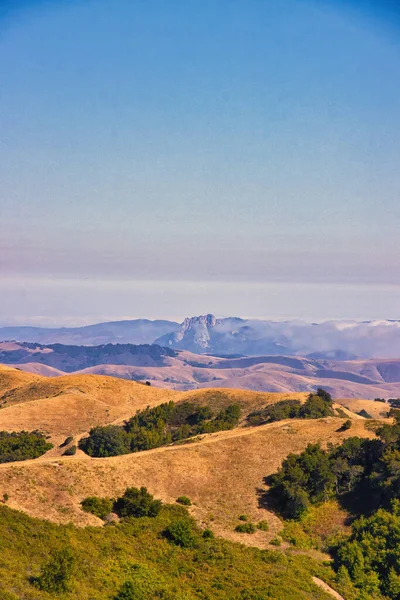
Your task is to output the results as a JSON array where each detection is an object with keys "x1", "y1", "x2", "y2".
[{"x1": 1, "y1": 313, "x2": 400, "y2": 358}]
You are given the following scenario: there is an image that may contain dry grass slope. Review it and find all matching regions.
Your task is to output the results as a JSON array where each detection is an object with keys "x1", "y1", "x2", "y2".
[{"x1": 0, "y1": 365, "x2": 382, "y2": 549}]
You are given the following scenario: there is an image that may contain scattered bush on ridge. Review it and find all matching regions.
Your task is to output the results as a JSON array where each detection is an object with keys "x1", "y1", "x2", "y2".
[
  {"x1": 79, "y1": 401, "x2": 241, "y2": 457},
  {"x1": 246, "y1": 388, "x2": 334, "y2": 426}
]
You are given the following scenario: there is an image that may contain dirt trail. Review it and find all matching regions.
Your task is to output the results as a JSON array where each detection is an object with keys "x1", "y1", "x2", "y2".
[
  {"x1": 0, "y1": 416, "x2": 371, "y2": 470},
  {"x1": 312, "y1": 577, "x2": 345, "y2": 600}
]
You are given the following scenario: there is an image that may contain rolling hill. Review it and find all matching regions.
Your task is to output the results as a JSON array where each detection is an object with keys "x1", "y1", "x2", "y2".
[
  {"x1": 1, "y1": 341, "x2": 400, "y2": 399},
  {"x1": 0, "y1": 365, "x2": 376, "y2": 545}
]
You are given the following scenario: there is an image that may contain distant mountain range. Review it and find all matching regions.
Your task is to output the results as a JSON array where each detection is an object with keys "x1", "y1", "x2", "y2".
[
  {"x1": 0, "y1": 319, "x2": 178, "y2": 346},
  {"x1": 1, "y1": 314, "x2": 400, "y2": 359},
  {"x1": 1, "y1": 340, "x2": 400, "y2": 399}
]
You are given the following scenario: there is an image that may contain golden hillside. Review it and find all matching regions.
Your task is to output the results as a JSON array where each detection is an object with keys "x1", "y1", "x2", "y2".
[
  {"x1": 0, "y1": 417, "x2": 374, "y2": 547},
  {"x1": 0, "y1": 365, "x2": 383, "y2": 548},
  {"x1": 0, "y1": 364, "x2": 308, "y2": 444}
]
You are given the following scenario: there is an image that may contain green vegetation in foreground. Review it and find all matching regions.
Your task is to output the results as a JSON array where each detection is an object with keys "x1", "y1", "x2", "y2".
[
  {"x1": 246, "y1": 389, "x2": 334, "y2": 426},
  {"x1": 266, "y1": 410, "x2": 400, "y2": 598},
  {"x1": 79, "y1": 401, "x2": 241, "y2": 457},
  {"x1": 0, "y1": 431, "x2": 53, "y2": 463},
  {"x1": 0, "y1": 503, "x2": 344, "y2": 600}
]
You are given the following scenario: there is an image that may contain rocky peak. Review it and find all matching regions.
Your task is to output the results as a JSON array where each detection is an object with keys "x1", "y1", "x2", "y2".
[
  {"x1": 173, "y1": 314, "x2": 219, "y2": 347},
  {"x1": 181, "y1": 314, "x2": 218, "y2": 332}
]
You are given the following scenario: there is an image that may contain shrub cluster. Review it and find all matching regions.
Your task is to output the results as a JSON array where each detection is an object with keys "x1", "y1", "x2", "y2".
[
  {"x1": 176, "y1": 496, "x2": 191, "y2": 506},
  {"x1": 81, "y1": 487, "x2": 162, "y2": 520},
  {"x1": 62, "y1": 445, "x2": 77, "y2": 456},
  {"x1": 235, "y1": 522, "x2": 256, "y2": 534},
  {"x1": 79, "y1": 401, "x2": 241, "y2": 457},
  {"x1": 247, "y1": 389, "x2": 334, "y2": 426},
  {"x1": 267, "y1": 435, "x2": 381, "y2": 520},
  {"x1": 0, "y1": 430, "x2": 53, "y2": 463},
  {"x1": 81, "y1": 496, "x2": 113, "y2": 520}
]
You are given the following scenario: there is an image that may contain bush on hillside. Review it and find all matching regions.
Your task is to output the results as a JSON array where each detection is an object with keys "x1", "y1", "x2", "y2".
[
  {"x1": 176, "y1": 496, "x2": 191, "y2": 506},
  {"x1": 203, "y1": 528, "x2": 214, "y2": 539},
  {"x1": 79, "y1": 426, "x2": 130, "y2": 457},
  {"x1": 246, "y1": 389, "x2": 333, "y2": 426},
  {"x1": 0, "y1": 430, "x2": 53, "y2": 463},
  {"x1": 235, "y1": 523, "x2": 256, "y2": 534},
  {"x1": 113, "y1": 581, "x2": 137, "y2": 600},
  {"x1": 62, "y1": 445, "x2": 77, "y2": 456},
  {"x1": 60, "y1": 436, "x2": 74, "y2": 448},
  {"x1": 298, "y1": 392, "x2": 334, "y2": 419},
  {"x1": 81, "y1": 496, "x2": 113, "y2": 520},
  {"x1": 79, "y1": 401, "x2": 241, "y2": 458},
  {"x1": 268, "y1": 444, "x2": 336, "y2": 519},
  {"x1": 247, "y1": 400, "x2": 301, "y2": 425},
  {"x1": 357, "y1": 409, "x2": 373, "y2": 419},
  {"x1": 163, "y1": 518, "x2": 197, "y2": 548},
  {"x1": 338, "y1": 420, "x2": 352, "y2": 432},
  {"x1": 113, "y1": 487, "x2": 162, "y2": 519},
  {"x1": 32, "y1": 547, "x2": 75, "y2": 594}
]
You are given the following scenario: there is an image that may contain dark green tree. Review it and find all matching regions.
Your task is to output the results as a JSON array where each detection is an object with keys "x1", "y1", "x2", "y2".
[{"x1": 113, "y1": 487, "x2": 161, "y2": 518}]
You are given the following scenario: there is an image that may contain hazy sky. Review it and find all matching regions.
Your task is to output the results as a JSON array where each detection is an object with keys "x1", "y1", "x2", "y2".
[{"x1": 1, "y1": 0, "x2": 400, "y2": 325}]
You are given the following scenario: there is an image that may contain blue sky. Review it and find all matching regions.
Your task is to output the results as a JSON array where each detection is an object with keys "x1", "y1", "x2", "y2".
[{"x1": 1, "y1": 0, "x2": 400, "y2": 324}]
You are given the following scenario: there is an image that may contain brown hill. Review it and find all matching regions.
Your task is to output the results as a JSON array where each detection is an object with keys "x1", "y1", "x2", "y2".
[
  {"x1": 0, "y1": 365, "x2": 310, "y2": 444},
  {"x1": 0, "y1": 417, "x2": 375, "y2": 546},
  {"x1": 2, "y1": 341, "x2": 400, "y2": 399},
  {"x1": 0, "y1": 365, "x2": 385, "y2": 547}
]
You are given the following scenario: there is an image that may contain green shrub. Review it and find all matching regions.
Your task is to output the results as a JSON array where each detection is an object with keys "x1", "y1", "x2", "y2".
[
  {"x1": 203, "y1": 528, "x2": 214, "y2": 539},
  {"x1": 338, "y1": 420, "x2": 352, "y2": 432},
  {"x1": 80, "y1": 402, "x2": 241, "y2": 457},
  {"x1": 79, "y1": 425, "x2": 130, "y2": 457},
  {"x1": 238, "y1": 514, "x2": 248, "y2": 521},
  {"x1": 0, "y1": 430, "x2": 53, "y2": 463},
  {"x1": 235, "y1": 523, "x2": 256, "y2": 534},
  {"x1": 81, "y1": 496, "x2": 113, "y2": 520},
  {"x1": 246, "y1": 389, "x2": 333, "y2": 426},
  {"x1": 299, "y1": 391, "x2": 334, "y2": 419},
  {"x1": 270, "y1": 537, "x2": 281, "y2": 546},
  {"x1": 163, "y1": 518, "x2": 197, "y2": 548},
  {"x1": 32, "y1": 547, "x2": 75, "y2": 593},
  {"x1": 62, "y1": 445, "x2": 77, "y2": 456},
  {"x1": 113, "y1": 487, "x2": 162, "y2": 518},
  {"x1": 268, "y1": 443, "x2": 334, "y2": 519},
  {"x1": 247, "y1": 400, "x2": 301, "y2": 425},
  {"x1": 113, "y1": 581, "x2": 137, "y2": 600},
  {"x1": 176, "y1": 496, "x2": 191, "y2": 506},
  {"x1": 257, "y1": 520, "x2": 269, "y2": 531},
  {"x1": 60, "y1": 436, "x2": 74, "y2": 448},
  {"x1": 358, "y1": 409, "x2": 372, "y2": 419}
]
